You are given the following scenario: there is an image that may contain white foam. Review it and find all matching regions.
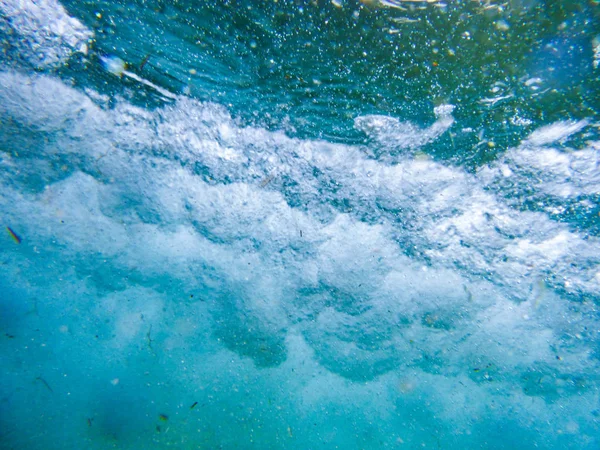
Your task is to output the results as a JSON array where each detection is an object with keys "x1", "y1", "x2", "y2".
[
  {"x1": 524, "y1": 120, "x2": 589, "y2": 146},
  {"x1": 0, "y1": 0, "x2": 92, "y2": 68},
  {"x1": 353, "y1": 104, "x2": 454, "y2": 151},
  {"x1": 0, "y1": 71, "x2": 108, "y2": 140},
  {"x1": 2, "y1": 71, "x2": 600, "y2": 437},
  {"x1": 2, "y1": 72, "x2": 599, "y2": 303}
]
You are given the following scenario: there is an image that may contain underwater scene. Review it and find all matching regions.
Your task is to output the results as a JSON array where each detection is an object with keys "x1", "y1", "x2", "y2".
[{"x1": 1, "y1": 0, "x2": 600, "y2": 448}]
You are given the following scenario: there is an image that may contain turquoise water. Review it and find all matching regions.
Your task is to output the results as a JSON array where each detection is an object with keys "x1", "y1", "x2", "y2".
[{"x1": 1, "y1": 0, "x2": 600, "y2": 448}]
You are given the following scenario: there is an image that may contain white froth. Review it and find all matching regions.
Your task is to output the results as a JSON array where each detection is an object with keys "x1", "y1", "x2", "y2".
[
  {"x1": 524, "y1": 120, "x2": 589, "y2": 146},
  {"x1": 0, "y1": 0, "x2": 92, "y2": 68},
  {"x1": 353, "y1": 105, "x2": 454, "y2": 150},
  {"x1": 2, "y1": 71, "x2": 600, "y2": 448},
  {"x1": 2, "y1": 71, "x2": 599, "y2": 306},
  {"x1": 478, "y1": 128, "x2": 600, "y2": 237}
]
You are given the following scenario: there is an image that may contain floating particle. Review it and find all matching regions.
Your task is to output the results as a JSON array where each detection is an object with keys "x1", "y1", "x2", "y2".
[
  {"x1": 390, "y1": 17, "x2": 419, "y2": 24},
  {"x1": 6, "y1": 226, "x2": 21, "y2": 244},
  {"x1": 100, "y1": 55, "x2": 126, "y2": 77},
  {"x1": 190, "y1": 401, "x2": 198, "y2": 409},
  {"x1": 36, "y1": 376, "x2": 54, "y2": 393},
  {"x1": 260, "y1": 174, "x2": 274, "y2": 188},
  {"x1": 524, "y1": 77, "x2": 543, "y2": 87},
  {"x1": 495, "y1": 20, "x2": 510, "y2": 31},
  {"x1": 139, "y1": 54, "x2": 151, "y2": 71},
  {"x1": 159, "y1": 414, "x2": 169, "y2": 421}
]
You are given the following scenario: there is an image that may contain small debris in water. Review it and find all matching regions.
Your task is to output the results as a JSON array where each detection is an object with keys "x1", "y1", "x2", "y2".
[
  {"x1": 260, "y1": 174, "x2": 275, "y2": 188},
  {"x1": 35, "y1": 376, "x2": 54, "y2": 393},
  {"x1": 139, "y1": 53, "x2": 151, "y2": 71},
  {"x1": 190, "y1": 401, "x2": 198, "y2": 409},
  {"x1": 6, "y1": 226, "x2": 21, "y2": 244},
  {"x1": 390, "y1": 17, "x2": 420, "y2": 24},
  {"x1": 159, "y1": 414, "x2": 168, "y2": 421},
  {"x1": 100, "y1": 55, "x2": 126, "y2": 77},
  {"x1": 495, "y1": 20, "x2": 510, "y2": 32},
  {"x1": 146, "y1": 325, "x2": 154, "y2": 353}
]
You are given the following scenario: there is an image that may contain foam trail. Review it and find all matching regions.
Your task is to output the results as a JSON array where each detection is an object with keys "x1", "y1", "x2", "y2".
[{"x1": 100, "y1": 55, "x2": 177, "y2": 100}]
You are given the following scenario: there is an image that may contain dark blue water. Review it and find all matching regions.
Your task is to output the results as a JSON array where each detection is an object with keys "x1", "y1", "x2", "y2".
[{"x1": 1, "y1": 0, "x2": 600, "y2": 448}]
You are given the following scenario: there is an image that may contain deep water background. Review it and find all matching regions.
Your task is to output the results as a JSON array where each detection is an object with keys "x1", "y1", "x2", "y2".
[{"x1": 1, "y1": 0, "x2": 600, "y2": 449}]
